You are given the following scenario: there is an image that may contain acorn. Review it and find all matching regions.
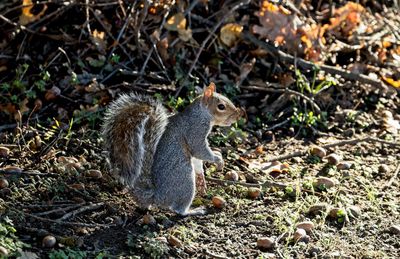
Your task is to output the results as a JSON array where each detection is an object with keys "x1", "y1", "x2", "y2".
[
  {"x1": 337, "y1": 161, "x2": 352, "y2": 170},
  {"x1": 314, "y1": 177, "x2": 336, "y2": 189},
  {"x1": 0, "y1": 178, "x2": 9, "y2": 189},
  {"x1": 167, "y1": 235, "x2": 183, "y2": 247},
  {"x1": 308, "y1": 203, "x2": 328, "y2": 215},
  {"x1": 389, "y1": 225, "x2": 400, "y2": 236},
  {"x1": 212, "y1": 196, "x2": 226, "y2": 209},
  {"x1": 293, "y1": 228, "x2": 307, "y2": 242},
  {"x1": 296, "y1": 221, "x2": 315, "y2": 233},
  {"x1": 86, "y1": 169, "x2": 103, "y2": 179},
  {"x1": 42, "y1": 235, "x2": 57, "y2": 248},
  {"x1": 0, "y1": 146, "x2": 10, "y2": 158},
  {"x1": 0, "y1": 246, "x2": 8, "y2": 256},
  {"x1": 142, "y1": 214, "x2": 156, "y2": 225},
  {"x1": 257, "y1": 236, "x2": 275, "y2": 249},
  {"x1": 224, "y1": 171, "x2": 239, "y2": 181},
  {"x1": 248, "y1": 187, "x2": 261, "y2": 199},
  {"x1": 326, "y1": 153, "x2": 341, "y2": 165},
  {"x1": 310, "y1": 146, "x2": 326, "y2": 158}
]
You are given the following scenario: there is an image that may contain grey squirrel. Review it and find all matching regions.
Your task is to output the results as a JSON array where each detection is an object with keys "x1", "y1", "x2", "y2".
[{"x1": 102, "y1": 83, "x2": 242, "y2": 216}]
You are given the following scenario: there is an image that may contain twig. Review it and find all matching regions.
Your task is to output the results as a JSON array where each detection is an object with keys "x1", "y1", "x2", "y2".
[
  {"x1": 241, "y1": 85, "x2": 322, "y2": 114},
  {"x1": 242, "y1": 31, "x2": 390, "y2": 90},
  {"x1": 206, "y1": 177, "x2": 288, "y2": 190},
  {"x1": 175, "y1": 0, "x2": 250, "y2": 97},
  {"x1": 58, "y1": 202, "x2": 104, "y2": 221},
  {"x1": 0, "y1": 169, "x2": 58, "y2": 177},
  {"x1": 382, "y1": 163, "x2": 400, "y2": 190},
  {"x1": 7, "y1": 206, "x2": 114, "y2": 228},
  {"x1": 264, "y1": 137, "x2": 400, "y2": 163},
  {"x1": 204, "y1": 250, "x2": 228, "y2": 259},
  {"x1": 34, "y1": 204, "x2": 82, "y2": 216},
  {"x1": 0, "y1": 14, "x2": 75, "y2": 42},
  {"x1": 264, "y1": 118, "x2": 291, "y2": 131},
  {"x1": 106, "y1": 3, "x2": 134, "y2": 61}
]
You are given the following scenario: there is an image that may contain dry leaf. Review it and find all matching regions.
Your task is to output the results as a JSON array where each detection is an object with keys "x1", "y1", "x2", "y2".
[
  {"x1": 19, "y1": 98, "x2": 30, "y2": 114},
  {"x1": 178, "y1": 28, "x2": 192, "y2": 42},
  {"x1": 326, "y1": 2, "x2": 365, "y2": 37},
  {"x1": 220, "y1": 23, "x2": 243, "y2": 47},
  {"x1": 253, "y1": 1, "x2": 325, "y2": 62},
  {"x1": 382, "y1": 76, "x2": 400, "y2": 88},
  {"x1": 164, "y1": 13, "x2": 186, "y2": 31},
  {"x1": 20, "y1": 0, "x2": 48, "y2": 25},
  {"x1": 91, "y1": 29, "x2": 106, "y2": 53},
  {"x1": 164, "y1": 13, "x2": 192, "y2": 42}
]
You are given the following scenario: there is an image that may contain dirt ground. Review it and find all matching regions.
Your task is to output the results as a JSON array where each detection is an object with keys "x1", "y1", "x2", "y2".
[{"x1": 1, "y1": 105, "x2": 399, "y2": 258}]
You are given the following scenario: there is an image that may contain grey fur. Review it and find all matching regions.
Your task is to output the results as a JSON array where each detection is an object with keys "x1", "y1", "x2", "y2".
[
  {"x1": 102, "y1": 93, "x2": 168, "y2": 207},
  {"x1": 102, "y1": 91, "x2": 239, "y2": 216}
]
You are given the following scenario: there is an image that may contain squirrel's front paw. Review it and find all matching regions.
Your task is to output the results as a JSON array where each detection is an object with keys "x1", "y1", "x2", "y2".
[{"x1": 213, "y1": 151, "x2": 224, "y2": 171}]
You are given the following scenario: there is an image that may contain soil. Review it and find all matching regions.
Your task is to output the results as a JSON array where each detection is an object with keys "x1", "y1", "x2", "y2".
[
  {"x1": 1, "y1": 116, "x2": 399, "y2": 258},
  {"x1": 0, "y1": 1, "x2": 399, "y2": 258}
]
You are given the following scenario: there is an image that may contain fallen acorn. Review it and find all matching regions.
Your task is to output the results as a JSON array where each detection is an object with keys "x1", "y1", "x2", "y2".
[
  {"x1": 293, "y1": 228, "x2": 307, "y2": 242},
  {"x1": 328, "y1": 208, "x2": 347, "y2": 222},
  {"x1": 167, "y1": 235, "x2": 183, "y2": 248},
  {"x1": 347, "y1": 205, "x2": 361, "y2": 219},
  {"x1": 212, "y1": 196, "x2": 226, "y2": 209},
  {"x1": 0, "y1": 246, "x2": 8, "y2": 256},
  {"x1": 0, "y1": 188, "x2": 11, "y2": 197},
  {"x1": 224, "y1": 171, "x2": 239, "y2": 181},
  {"x1": 296, "y1": 221, "x2": 315, "y2": 233},
  {"x1": 314, "y1": 177, "x2": 336, "y2": 189},
  {"x1": 85, "y1": 169, "x2": 103, "y2": 179},
  {"x1": 65, "y1": 162, "x2": 82, "y2": 170},
  {"x1": 42, "y1": 235, "x2": 57, "y2": 248},
  {"x1": 142, "y1": 214, "x2": 156, "y2": 225},
  {"x1": 0, "y1": 147, "x2": 10, "y2": 158},
  {"x1": 326, "y1": 153, "x2": 341, "y2": 165},
  {"x1": 308, "y1": 203, "x2": 328, "y2": 215},
  {"x1": 389, "y1": 225, "x2": 400, "y2": 236},
  {"x1": 337, "y1": 161, "x2": 352, "y2": 170},
  {"x1": 248, "y1": 187, "x2": 261, "y2": 199},
  {"x1": 2, "y1": 166, "x2": 23, "y2": 174},
  {"x1": 34, "y1": 135, "x2": 42, "y2": 149},
  {"x1": 68, "y1": 183, "x2": 85, "y2": 190},
  {"x1": 378, "y1": 164, "x2": 390, "y2": 174},
  {"x1": 257, "y1": 236, "x2": 275, "y2": 249},
  {"x1": 310, "y1": 146, "x2": 326, "y2": 158},
  {"x1": 0, "y1": 178, "x2": 9, "y2": 189}
]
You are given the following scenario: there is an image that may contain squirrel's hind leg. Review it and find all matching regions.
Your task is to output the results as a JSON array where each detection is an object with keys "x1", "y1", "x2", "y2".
[{"x1": 173, "y1": 206, "x2": 207, "y2": 216}]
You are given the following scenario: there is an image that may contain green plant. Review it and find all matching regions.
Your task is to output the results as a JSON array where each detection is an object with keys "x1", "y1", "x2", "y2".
[
  {"x1": 128, "y1": 232, "x2": 169, "y2": 258},
  {"x1": 295, "y1": 68, "x2": 336, "y2": 95},
  {"x1": 0, "y1": 217, "x2": 27, "y2": 256},
  {"x1": 48, "y1": 248, "x2": 87, "y2": 259}
]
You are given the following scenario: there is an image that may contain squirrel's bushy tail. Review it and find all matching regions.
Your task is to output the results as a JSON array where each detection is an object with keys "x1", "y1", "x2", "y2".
[{"x1": 102, "y1": 93, "x2": 168, "y2": 206}]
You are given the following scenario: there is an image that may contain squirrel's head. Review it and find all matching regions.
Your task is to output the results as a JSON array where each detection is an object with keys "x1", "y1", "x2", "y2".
[{"x1": 201, "y1": 82, "x2": 244, "y2": 126}]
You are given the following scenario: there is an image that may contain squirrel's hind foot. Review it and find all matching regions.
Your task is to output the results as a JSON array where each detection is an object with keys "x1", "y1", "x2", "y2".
[{"x1": 176, "y1": 206, "x2": 207, "y2": 217}]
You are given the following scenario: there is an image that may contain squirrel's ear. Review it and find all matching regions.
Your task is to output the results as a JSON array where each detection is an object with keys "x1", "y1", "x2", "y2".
[{"x1": 203, "y1": 82, "x2": 216, "y2": 99}]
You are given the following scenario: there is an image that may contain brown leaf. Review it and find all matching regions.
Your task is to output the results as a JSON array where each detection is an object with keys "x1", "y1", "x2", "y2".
[
  {"x1": 220, "y1": 23, "x2": 243, "y2": 47},
  {"x1": 19, "y1": 0, "x2": 48, "y2": 25},
  {"x1": 253, "y1": 1, "x2": 325, "y2": 62},
  {"x1": 91, "y1": 29, "x2": 106, "y2": 53},
  {"x1": 326, "y1": 2, "x2": 365, "y2": 37}
]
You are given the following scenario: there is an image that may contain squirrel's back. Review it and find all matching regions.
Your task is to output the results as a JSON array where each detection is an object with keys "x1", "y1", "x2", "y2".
[{"x1": 102, "y1": 93, "x2": 168, "y2": 202}]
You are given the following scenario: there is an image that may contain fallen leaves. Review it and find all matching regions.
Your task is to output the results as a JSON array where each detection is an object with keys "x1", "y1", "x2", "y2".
[
  {"x1": 326, "y1": 2, "x2": 366, "y2": 38},
  {"x1": 253, "y1": 1, "x2": 325, "y2": 62},
  {"x1": 19, "y1": 0, "x2": 48, "y2": 25},
  {"x1": 164, "y1": 13, "x2": 192, "y2": 42},
  {"x1": 220, "y1": 23, "x2": 243, "y2": 47}
]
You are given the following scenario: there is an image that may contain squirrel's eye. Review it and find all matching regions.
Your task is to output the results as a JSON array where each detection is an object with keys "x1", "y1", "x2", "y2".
[{"x1": 217, "y1": 104, "x2": 225, "y2": 110}]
